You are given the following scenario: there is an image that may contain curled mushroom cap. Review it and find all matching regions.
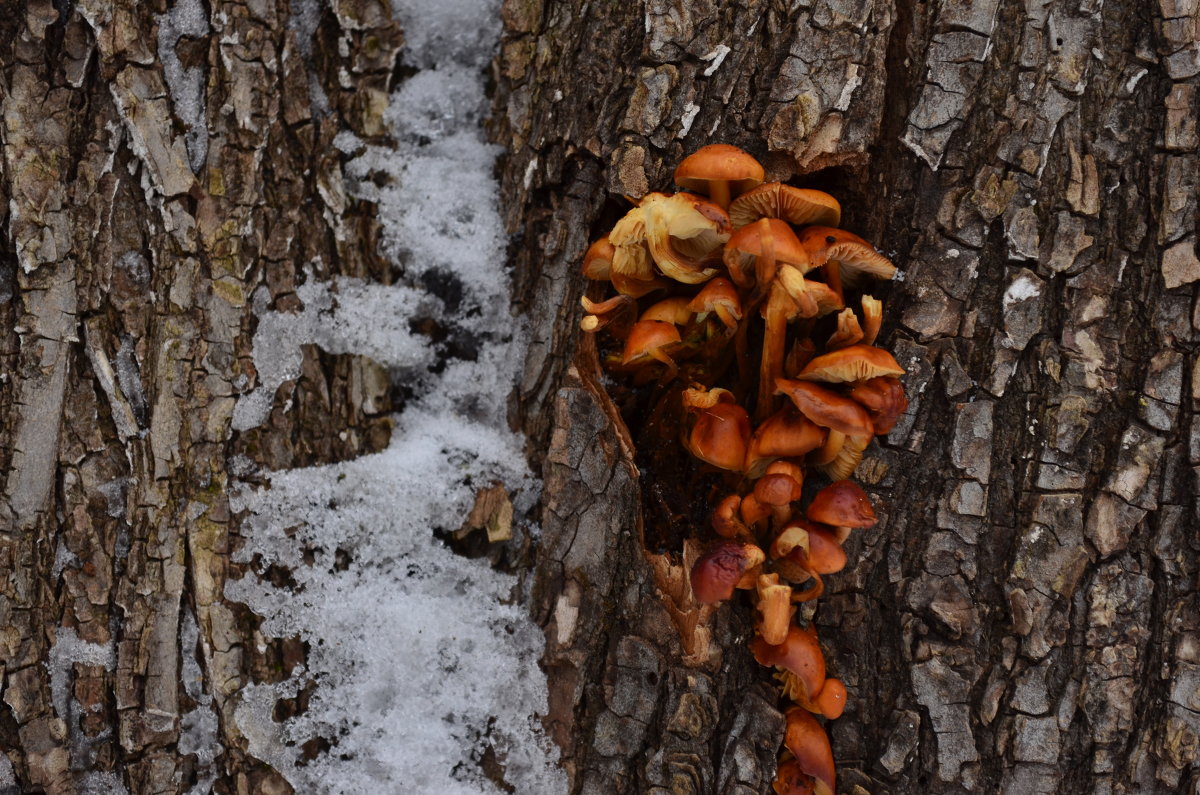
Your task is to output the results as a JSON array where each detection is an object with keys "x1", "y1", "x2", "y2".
[
  {"x1": 756, "y1": 573, "x2": 795, "y2": 646},
  {"x1": 682, "y1": 387, "x2": 752, "y2": 472},
  {"x1": 813, "y1": 678, "x2": 847, "y2": 720},
  {"x1": 711, "y1": 494, "x2": 749, "y2": 539},
  {"x1": 724, "y1": 218, "x2": 811, "y2": 288},
  {"x1": 849, "y1": 375, "x2": 908, "y2": 435},
  {"x1": 620, "y1": 319, "x2": 682, "y2": 379},
  {"x1": 691, "y1": 541, "x2": 765, "y2": 603},
  {"x1": 744, "y1": 409, "x2": 827, "y2": 479},
  {"x1": 775, "y1": 379, "x2": 874, "y2": 437},
  {"x1": 640, "y1": 296, "x2": 694, "y2": 326},
  {"x1": 687, "y1": 276, "x2": 742, "y2": 329},
  {"x1": 796, "y1": 344, "x2": 905, "y2": 383},
  {"x1": 607, "y1": 205, "x2": 669, "y2": 297},
  {"x1": 640, "y1": 192, "x2": 731, "y2": 284},
  {"x1": 752, "y1": 624, "x2": 826, "y2": 700},
  {"x1": 772, "y1": 521, "x2": 847, "y2": 576},
  {"x1": 798, "y1": 226, "x2": 896, "y2": 282},
  {"x1": 674, "y1": 144, "x2": 765, "y2": 209},
  {"x1": 825, "y1": 306, "x2": 864, "y2": 350},
  {"x1": 807, "y1": 480, "x2": 877, "y2": 529},
  {"x1": 581, "y1": 237, "x2": 615, "y2": 280},
  {"x1": 783, "y1": 709, "x2": 835, "y2": 795},
  {"x1": 729, "y1": 182, "x2": 841, "y2": 229}
]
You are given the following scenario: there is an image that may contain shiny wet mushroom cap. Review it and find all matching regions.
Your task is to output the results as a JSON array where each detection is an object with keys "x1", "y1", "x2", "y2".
[
  {"x1": 690, "y1": 541, "x2": 766, "y2": 604},
  {"x1": 783, "y1": 708, "x2": 836, "y2": 795},
  {"x1": 674, "y1": 143, "x2": 765, "y2": 209}
]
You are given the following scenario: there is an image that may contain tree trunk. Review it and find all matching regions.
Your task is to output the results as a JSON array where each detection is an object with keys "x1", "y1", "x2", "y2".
[
  {"x1": 1, "y1": 0, "x2": 403, "y2": 791},
  {"x1": 2, "y1": 0, "x2": 1197, "y2": 793},
  {"x1": 493, "y1": 1, "x2": 1200, "y2": 794}
]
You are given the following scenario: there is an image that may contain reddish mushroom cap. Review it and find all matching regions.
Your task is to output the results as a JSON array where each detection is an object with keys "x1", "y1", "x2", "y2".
[
  {"x1": 690, "y1": 541, "x2": 765, "y2": 603},
  {"x1": 806, "y1": 481, "x2": 877, "y2": 528},
  {"x1": 773, "y1": 754, "x2": 819, "y2": 795},
  {"x1": 752, "y1": 624, "x2": 826, "y2": 700},
  {"x1": 849, "y1": 376, "x2": 908, "y2": 435},
  {"x1": 775, "y1": 378, "x2": 875, "y2": 437},
  {"x1": 685, "y1": 401, "x2": 752, "y2": 472},
  {"x1": 783, "y1": 708, "x2": 836, "y2": 795},
  {"x1": 723, "y1": 218, "x2": 811, "y2": 287}
]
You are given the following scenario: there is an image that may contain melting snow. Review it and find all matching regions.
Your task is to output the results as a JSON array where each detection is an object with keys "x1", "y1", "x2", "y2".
[{"x1": 225, "y1": 0, "x2": 565, "y2": 791}]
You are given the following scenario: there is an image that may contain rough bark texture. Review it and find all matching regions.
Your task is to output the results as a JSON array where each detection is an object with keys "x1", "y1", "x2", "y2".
[
  {"x1": 493, "y1": 1, "x2": 1200, "y2": 794},
  {"x1": 1, "y1": 0, "x2": 402, "y2": 792}
]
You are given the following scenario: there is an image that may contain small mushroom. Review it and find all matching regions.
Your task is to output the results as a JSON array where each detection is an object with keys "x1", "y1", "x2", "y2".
[
  {"x1": 774, "y1": 379, "x2": 874, "y2": 467},
  {"x1": 825, "y1": 307, "x2": 864, "y2": 350},
  {"x1": 581, "y1": 237, "x2": 615, "y2": 281},
  {"x1": 782, "y1": 708, "x2": 835, "y2": 795},
  {"x1": 806, "y1": 480, "x2": 877, "y2": 542},
  {"x1": 812, "y1": 678, "x2": 847, "y2": 720},
  {"x1": 752, "y1": 624, "x2": 826, "y2": 703},
  {"x1": 640, "y1": 296, "x2": 694, "y2": 325},
  {"x1": 682, "y1": 387, "x2": 751, "y2": 471},
  {"x1": 756, "y1": 573, "x2": 795, "y2": 645},
  {"x1": 674, "y1": 143, "x2": 765, "y2": 209},
  {"x1": 798, "y1": 226, "x2": 896, "y2": 302},
  {"x1": 729, "y1": 182, "x2": 841, "y2": 229},
  {"x1": 796, "y1": 344, "x2": 905, "y2": 383},
  {"x1": 860, "y1": 295, "x2": 883, "y2": 346},
  {"x1": 687, "y1": 276, "x2": 742, "y2": 330},
  {"x1": 579, "y1": 294, "x2": 635, "y2": 334},
  {"x1": 744, "y1": 408, "x2": 827, "y2": 479},
  {"x1": 607, "y1": 206, "x2": 670, "y2": 297},
  {"x1": 690, "y1": 541, "x2": 766, "y2": 603},
  {"x1": 723, "y1": 218, "x2": 810, "y2": 289},
  {"x1": 712, "y1": 494, "x2": 750, "y2": 539},
  {"x1": 620, "y1": 319, "x2": 682, "y2": 378}
]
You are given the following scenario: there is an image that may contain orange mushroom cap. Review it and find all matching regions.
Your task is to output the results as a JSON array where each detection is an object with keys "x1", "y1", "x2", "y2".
[
  {"x1": 621, "y1": 319, "x2": 681, "y2": 366},
  {"x1": 690, "y1": 541, "x2": 765, "y2": 603},
  {"x1": 793, "y1": 525, "x2": 847, "y2": 575},
  {"x1": 775, "y1": 379, "x2": 875, "y2": 437},
  {"x1": 813, "y1": 678, "x2": 847, "y2": 720},
  {"x1": 798, "y1": 225, "x2": 896, "y2": 282},
  {"x1": 744, "y1": 408, "x2": 827, "y2": 479},
  {"x1": 687, "y1": 276, "x2": 742, "y2": 329},
  {"x1": 674, "y1": 144, "x2": 765, "y2": 208},
  {"x1": 684, "y1": 400, "x2": 751, "y2": 472},
  {"x1": 711, "y1": 494, "x2": 749, "y2": 538},
  {"x1": 806, "y1": 480, "x2": 877, "y2": 528},
  {"x1": 729, "y1": 182, "x2": 841, "y2": 229},
  {"x1": 723, "y1": 218, "x2": 811, "y2": 288},
  {"x1": 783, "y1": 708, "x2": 835, "y2": 795},
  {"x1": 849, "y1": 375, "x2": 908, "y2": 435},
  {"x1": 796, "y1": 344, "x2": 905, "y2": 383},
  {"x1": 751, "y1": 624, "x2": 826, "y2": 700},
  {"x1": 640, "y1": 192, "x2": 731, "y2": 284},
  {"x1": 581, "y1": 237, "x2": 615, "y2": 280},
  {"x1": 640, "y1": 296, "x2": 694, "y2": 325}
]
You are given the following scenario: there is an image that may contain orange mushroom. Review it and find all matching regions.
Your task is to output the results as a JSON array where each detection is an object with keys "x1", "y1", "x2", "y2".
[
  {"x1": 774, "y1": 379, "x2": 874, "y2": 467},
  {"x1": 744, "y1": 408, "x2": 827, "y2": 479},
  {"x1": 687, "y1": 276, "x2": 742, "y2": 330},
  {"x1": 620, "y1": 319, "x2": 682, "y2": 378},
  {"x1": 807, "y1": 481, "x2": 877, "y2": 542},
  {"x1": 674, "y1": 143, "x2": 765, "y2": 209},
  {"x1": 729, "y1": 182, "x2": 841, "y2": 229},
  {"x1": 756, "y1": 573, "x2": 796, "y2": 645},
  {"x1": 682, "y1": 387, "x2": 751, "y2": 471},
  {"x1": 796, "y1": 344, "x2": 905, "y2": 383},
  {"x1": 849, "y1": 375, "x2": 908, "y2": 435},
  {"x1": 782, "y1": 708, "x2": 835, "y2": 795}
]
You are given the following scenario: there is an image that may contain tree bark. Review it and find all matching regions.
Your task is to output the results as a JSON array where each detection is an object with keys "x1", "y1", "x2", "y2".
[
  {"x1": 2, "y1": 0, "x2": 1198, "y2": 793},
  {"x1": 493, "y1": 1, "x2": 1200, "y2": 794},
  {"x1": 1, "y1": 0, "x2": 402, "y2": 791}
]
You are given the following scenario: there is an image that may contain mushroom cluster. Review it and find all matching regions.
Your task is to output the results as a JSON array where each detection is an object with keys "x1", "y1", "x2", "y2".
[{"x1": 580, "y1": 144, "x2": 906, "y2": 795}]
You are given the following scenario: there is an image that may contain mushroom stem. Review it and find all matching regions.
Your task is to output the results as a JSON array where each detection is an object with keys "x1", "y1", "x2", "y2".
[
  {"x1": 758, "y1": 284, "x2": 790, "y2": 421},
  {"x1": 708, "y1": 180, "x2": 731, "y2": 210},
  {"x1": 811, "y1": 429, "x2": 846, "y2": 465},
  {"x1": 822, "y1": 260, "x2": 843, "y2": 304}
]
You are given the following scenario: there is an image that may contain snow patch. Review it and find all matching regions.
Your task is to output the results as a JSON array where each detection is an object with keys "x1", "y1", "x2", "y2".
[
  {"x1": 1003, "y1": 274, "x2": 1042, "y2": 307},
  {"x1": 228, "y1": 0, "x2": 565, "y2": 790},
  {"x1": 157, "y1": 0, "x2": 210, "y2": 173}
]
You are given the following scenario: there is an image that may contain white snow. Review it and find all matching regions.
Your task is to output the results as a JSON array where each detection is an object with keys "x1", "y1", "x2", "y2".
[
  {"x1": 225, "y1": 0, "x2": 566, "y2": 791},
  {"x1": 1003, "y1": 273, "x2": 1042, "y2": 307},
  {"x1": 157, "y1": 0, "x2": 210, "y2": 173}
]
